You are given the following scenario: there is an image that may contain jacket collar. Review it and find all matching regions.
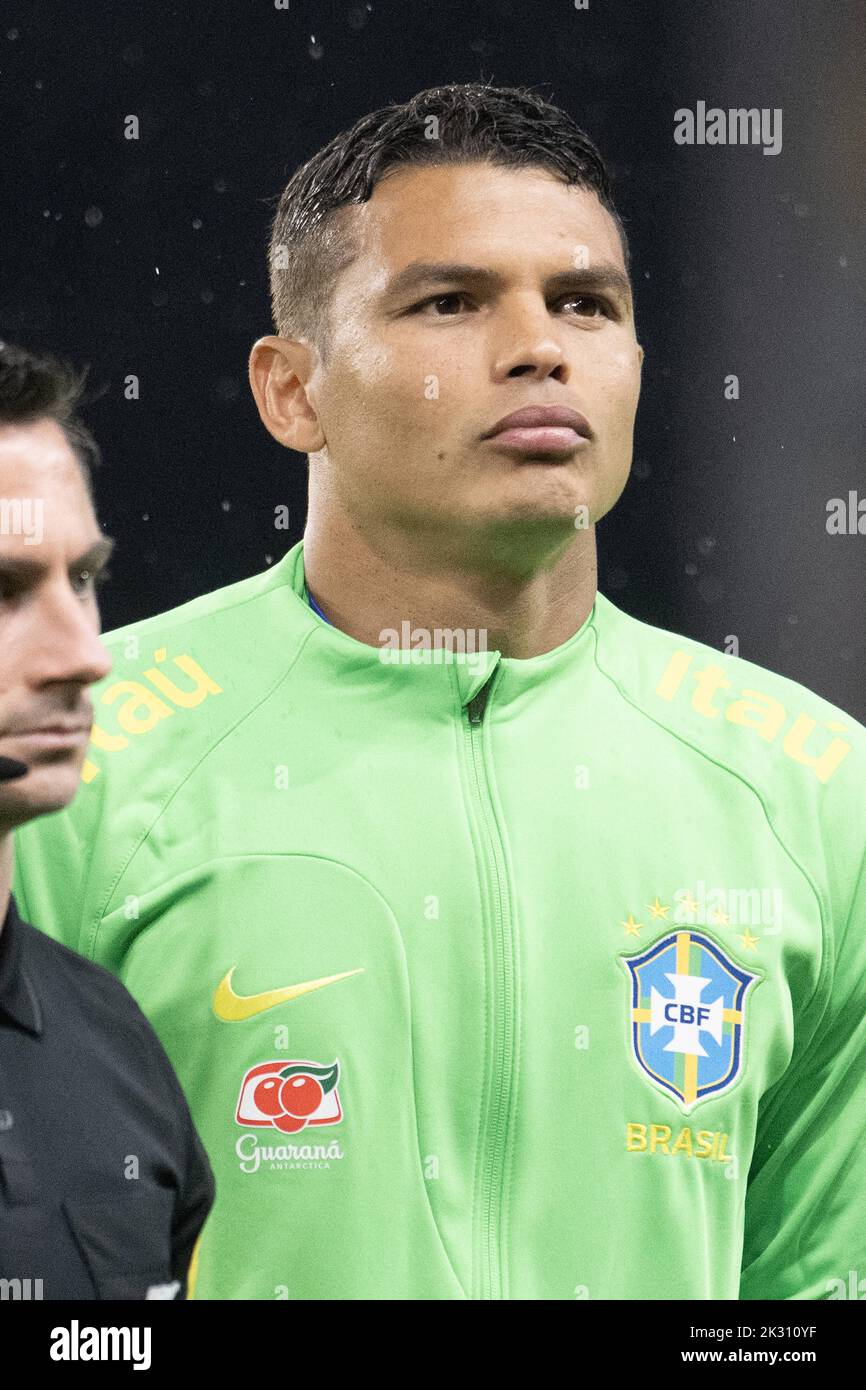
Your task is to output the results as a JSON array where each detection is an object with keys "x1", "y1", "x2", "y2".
[
  {"x1": 0, "y1": 894, "x2": 43, "y2": 1036},
  {"x1": 285, "y1": 539, "x2": 603, "y2": 713}
]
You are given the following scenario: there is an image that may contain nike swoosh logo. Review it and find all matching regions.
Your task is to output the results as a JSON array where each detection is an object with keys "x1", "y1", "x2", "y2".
[{"x1": 213, "y1": 965, "x2": 365, "y2": 1022}]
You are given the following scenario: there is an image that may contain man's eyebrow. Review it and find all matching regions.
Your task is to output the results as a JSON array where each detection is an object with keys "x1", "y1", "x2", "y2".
[
  {"x1": 0, "y1": 534, "x2": 116, "y2": 578},
  {"x1": 74, "y1": 535, "x2": 116, "y2": 574},
  {"x1": 383, "y1": 260, "x2": 633, "y2": 305}
]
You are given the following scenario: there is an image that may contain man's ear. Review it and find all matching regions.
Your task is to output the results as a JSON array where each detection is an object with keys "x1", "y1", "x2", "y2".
[
  {"x1": 637, "y1": 342, "x2": 645, "y2": 368},
  {"x1": 248, "y1": 336, "x2": 325, "y2": 452}
]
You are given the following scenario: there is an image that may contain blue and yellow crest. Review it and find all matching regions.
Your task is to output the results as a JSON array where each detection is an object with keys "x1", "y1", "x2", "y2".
[{"x1": 621, "y1": 930, "x2": 760, "y2": 1111}]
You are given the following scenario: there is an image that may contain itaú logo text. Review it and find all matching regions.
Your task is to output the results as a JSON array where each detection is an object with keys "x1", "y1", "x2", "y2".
[
  {"x1": 655, "y1": 650, "x2": 852, "y2": 783},
  {"x1": 81, "y1": 647, "x2": 222, "y2": 783}
]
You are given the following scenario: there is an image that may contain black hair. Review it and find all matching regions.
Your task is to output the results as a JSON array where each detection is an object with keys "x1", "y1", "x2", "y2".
[{"x1": 0, "y1": 342, "x2": 100, "y2": 499}]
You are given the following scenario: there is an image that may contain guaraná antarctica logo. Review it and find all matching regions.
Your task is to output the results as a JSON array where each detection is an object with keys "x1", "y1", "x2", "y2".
[{"x1": 234, "y1": 1059, "x2": 345, "y2": 1174}]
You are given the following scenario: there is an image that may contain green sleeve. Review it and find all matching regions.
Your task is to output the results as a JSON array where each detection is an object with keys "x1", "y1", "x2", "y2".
[{"x1": 739, "y1": 843, "x2": 866, "y2": 1299}]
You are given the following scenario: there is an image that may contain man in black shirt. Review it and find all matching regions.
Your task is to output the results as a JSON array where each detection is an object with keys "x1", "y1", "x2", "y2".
[{"x1": 0, "y1": 344, "x2": 214, "y2": 1299}]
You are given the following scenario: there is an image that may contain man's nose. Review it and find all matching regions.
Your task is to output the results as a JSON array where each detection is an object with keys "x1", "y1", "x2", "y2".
[
  {"x1": 35, "y1": 591, "x2": 113, "y2": 688},
  {"x1": 491, "y1": 296, "x2": 569, "y2": 382}
]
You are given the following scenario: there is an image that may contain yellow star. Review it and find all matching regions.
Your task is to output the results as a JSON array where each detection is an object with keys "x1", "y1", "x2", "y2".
[
  {"x1": 737, "y1": 929, "x2": 759, "y2": 951},
  {"x1": 621, "y1": 913, "x2": 643, "y2": 937},
  {"x1": 680, "y1": 892, "x2": 701, "y2": 917},
  {"x1": 647, "y1": 897, "x2": 670, "y2": 920},
  {"x1": 709, "y1": 907, "x2": 730, "y2": 926}
]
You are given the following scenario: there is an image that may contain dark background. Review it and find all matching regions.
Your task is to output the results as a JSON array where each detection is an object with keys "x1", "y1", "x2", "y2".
[{"x1": 1, "y1": 0, "x2": 864, "y2": 716}]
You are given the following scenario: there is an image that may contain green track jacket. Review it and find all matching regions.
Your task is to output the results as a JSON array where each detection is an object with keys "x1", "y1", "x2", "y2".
[{"x1": 12, "y1": 539, "x2": 866, "y2": 1299}]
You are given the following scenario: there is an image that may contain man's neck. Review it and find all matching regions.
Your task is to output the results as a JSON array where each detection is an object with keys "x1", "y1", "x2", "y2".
[
  {"x1": 0, "y1": 832, "x2": 12, "y2": 934},
  {"x1": 302, "y1": 507, "x2": 599, "y2": 660}
]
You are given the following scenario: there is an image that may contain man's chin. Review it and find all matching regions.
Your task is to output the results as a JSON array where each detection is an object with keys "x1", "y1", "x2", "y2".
[
  {"x1": 1, "y1": 764, "x2": 83, "y2": 823},
  {"x1": 476, "y1": 492, "x2": 594, "y2": 541}
]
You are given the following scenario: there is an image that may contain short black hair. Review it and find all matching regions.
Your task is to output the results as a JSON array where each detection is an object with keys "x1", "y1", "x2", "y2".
[
  {"x1": 0, "y1": 342, "x2": 100, "y2": 500},
  {"x1": 268, "y1": 82, "x2": 630, "y2": 357}
]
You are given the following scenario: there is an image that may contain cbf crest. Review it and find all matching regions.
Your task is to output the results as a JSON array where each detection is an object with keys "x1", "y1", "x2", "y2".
[{"x1": 621, "y1": 931, "x2": 760, "y2": 1111}]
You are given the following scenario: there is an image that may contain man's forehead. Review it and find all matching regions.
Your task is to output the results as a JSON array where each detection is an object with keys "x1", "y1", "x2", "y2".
[
  {"x1": 0, "y1": 420, "x2": 87, "y2": 492},
  {"x1": 344, "y1": 161, "x2": 625, "y2": 279},
  {"x1": 0, "y1": 420, "x2": 100, "y2": 559},
  {"x1": 0, "y1": 515, "x2": 106, "y2": 562}
]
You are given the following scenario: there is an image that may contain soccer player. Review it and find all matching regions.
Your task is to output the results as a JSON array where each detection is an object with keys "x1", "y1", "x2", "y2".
[
  {"x1": 0, "y1": 344, "x2": 214, "y2": 1298},
  {"x1": 12, "y1": 85, "x2": 866, "y2": 1300}
]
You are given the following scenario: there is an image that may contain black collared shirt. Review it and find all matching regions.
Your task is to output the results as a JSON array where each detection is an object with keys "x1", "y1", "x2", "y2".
[{"x1": 0, "y1": 894, "x2": 214, "y2": 1300}]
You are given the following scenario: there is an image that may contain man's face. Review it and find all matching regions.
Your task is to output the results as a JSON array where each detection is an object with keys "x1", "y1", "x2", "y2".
[
  {"x1": 308, "y1": 161, "x2": 643, "y2": 563},
  {"x1": 0, "y1": 419, "x2": 112, "y2": 830}
]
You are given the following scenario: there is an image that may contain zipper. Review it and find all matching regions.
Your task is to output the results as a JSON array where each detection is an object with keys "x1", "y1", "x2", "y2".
[{"x1": 465, "y1": 675, "x2": 516, "y2": 1300}]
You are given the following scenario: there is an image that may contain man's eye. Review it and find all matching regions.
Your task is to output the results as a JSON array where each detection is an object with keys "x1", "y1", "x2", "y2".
[
  {"x1": 73, "y1": 567, "x2": 111, "y2": 594},
  {"x1": 558, "y1": 294, "x2": 608, "y2": 317},
  {"x1": 415, "y1": 293, "x2": 472, "y2": 316}
]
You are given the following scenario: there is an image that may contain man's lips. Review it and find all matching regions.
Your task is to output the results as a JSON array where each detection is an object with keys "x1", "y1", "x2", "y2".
[
  {"x1": 481, "y1": 405, "x2": 592, "y2": 457},
  {"x1": 2, "y1": 721, "x2": 92, "y2": 751}
]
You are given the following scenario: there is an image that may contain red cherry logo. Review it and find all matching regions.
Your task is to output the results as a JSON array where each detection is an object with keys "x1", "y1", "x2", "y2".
[
  {"x1": 253, "y1": 1076, "x2": 284, "y2": 1117},
  {"x1": 279, "y1": 1074, "x2": 323, "y2": 1119},
  {"x1": 272, "y1": 1111, "x2": 307, "y2": 1133}
]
